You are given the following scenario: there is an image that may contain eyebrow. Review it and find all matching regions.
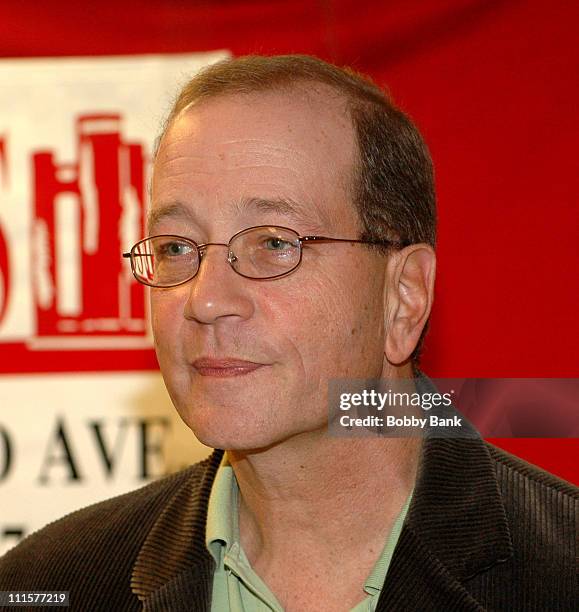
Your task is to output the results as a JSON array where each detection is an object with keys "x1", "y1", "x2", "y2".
[
  {"x1": 147, "y1": 202, "x2": 195, "y2": 232},
  {"x1": 233, "y1": 196, "x2": 328, "y2": 232},
  {"x1": 148, "y1": 197, "x2": 328, "y2": 234}
]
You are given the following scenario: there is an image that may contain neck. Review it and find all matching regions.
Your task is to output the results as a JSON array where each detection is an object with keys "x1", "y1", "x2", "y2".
[{"x1": 229, "y1": 431, "x2": 421, "y2": 565}]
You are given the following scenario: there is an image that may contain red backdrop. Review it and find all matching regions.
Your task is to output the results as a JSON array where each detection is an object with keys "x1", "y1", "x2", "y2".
[{"x1": 0, "y1": 0, "x2": 576, "y2": 482}]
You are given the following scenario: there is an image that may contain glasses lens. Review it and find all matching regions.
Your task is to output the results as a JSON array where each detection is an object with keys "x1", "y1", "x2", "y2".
[
  {"x1": 132, "y1": 236, "x2": 198, "y2": 287},
  {"x1": 230, "y1": 226, "x2": 301, "y2": 279}
]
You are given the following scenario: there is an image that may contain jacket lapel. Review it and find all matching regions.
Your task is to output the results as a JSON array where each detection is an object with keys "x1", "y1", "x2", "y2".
[
  {"x1": 377, "y1": 527, "x2": 486, "y2": 611},
  {"x1": 131, "y1": 448, "x2": 224, "y2": 611},
  {"x1": 377, "y1": 435, "x2": 513, "y2": 610},
  {"x1": 141, "y1": 566, "x2": 215, "y2": 612}
]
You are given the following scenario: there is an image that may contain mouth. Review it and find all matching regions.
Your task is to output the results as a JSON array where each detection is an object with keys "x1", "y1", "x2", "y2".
[{"x1": 192, "y1": 357, "x2": 267, "y2": 378}]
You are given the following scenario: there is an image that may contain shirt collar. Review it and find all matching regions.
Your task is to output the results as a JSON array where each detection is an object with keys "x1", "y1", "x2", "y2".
[
  {"x1": 364, "y1": 489, "x2": 413, "y2": 595},
  {"x1": 205, "y1": 452, "x2": 237, "y2": 565}
]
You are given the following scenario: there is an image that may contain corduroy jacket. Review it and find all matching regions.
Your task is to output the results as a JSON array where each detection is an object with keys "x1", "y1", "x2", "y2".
[{"x1": 0, "y1": 435, "x2": 577, "y2": 611}]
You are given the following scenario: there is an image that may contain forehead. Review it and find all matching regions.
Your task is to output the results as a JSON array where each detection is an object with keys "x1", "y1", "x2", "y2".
[{"x1": 150, "y1": 86, "x2": 360, "y2": 233}]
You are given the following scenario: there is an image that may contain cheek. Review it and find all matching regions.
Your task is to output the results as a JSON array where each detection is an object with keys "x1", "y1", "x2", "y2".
[
  {"x1": 150, "y1": 291, "x2": 184, "y2": 361},
  {"x1": 265, "y1": 269, "x2": 384, "y2": 379}
]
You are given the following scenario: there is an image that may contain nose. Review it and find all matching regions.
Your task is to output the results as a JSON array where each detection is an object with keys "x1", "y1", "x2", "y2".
[{"x1": 183, "y1": 244, "x2": 255, "y2": 324}]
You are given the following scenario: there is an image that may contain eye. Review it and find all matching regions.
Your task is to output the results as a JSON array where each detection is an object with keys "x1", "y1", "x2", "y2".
[
  {"x1": 262, "y1": 237, "x2": 294, "y2": 251},
  {"x1": 156, "y1": 239, "x2": 195, "y2": 258}
]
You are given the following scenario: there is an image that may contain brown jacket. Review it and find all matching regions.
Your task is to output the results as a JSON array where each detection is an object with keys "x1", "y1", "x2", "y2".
[{"x1": 0, "y1": 435, "x2": 577, "y2": 611}]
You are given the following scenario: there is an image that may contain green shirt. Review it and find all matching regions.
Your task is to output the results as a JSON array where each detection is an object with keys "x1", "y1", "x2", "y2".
[{"x1": 206, "y1": 455, "x2": 412, "y2": 611}]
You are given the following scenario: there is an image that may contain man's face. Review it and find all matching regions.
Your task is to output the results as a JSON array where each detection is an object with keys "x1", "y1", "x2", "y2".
[{"x1": 150, "y1": 86, "x2": 388, "y2": 450}]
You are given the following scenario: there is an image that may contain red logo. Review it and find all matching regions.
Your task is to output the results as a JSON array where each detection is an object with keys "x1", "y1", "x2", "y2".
[{"x1": 0, "y1": 114, "x2": 158, "y2": 373}]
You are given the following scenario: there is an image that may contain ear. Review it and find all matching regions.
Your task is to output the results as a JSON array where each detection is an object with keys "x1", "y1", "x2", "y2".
[{"x1": 383, "y1": 244, "x2": 436, "y2": 365}]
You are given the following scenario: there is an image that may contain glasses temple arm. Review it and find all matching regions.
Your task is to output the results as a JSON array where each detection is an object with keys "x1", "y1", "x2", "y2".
[{"x1": 300, "y1": 236, "x2": 408, "y2": 247}]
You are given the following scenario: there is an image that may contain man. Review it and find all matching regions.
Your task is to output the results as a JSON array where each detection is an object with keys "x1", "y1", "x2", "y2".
[{"x1": 0, "y1": 55, "x2": 576, "y2": 611}]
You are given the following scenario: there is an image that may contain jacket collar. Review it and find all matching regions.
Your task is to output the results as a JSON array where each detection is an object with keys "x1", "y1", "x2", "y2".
[
  {"x1": 406, "y1": 436, "x2": 512, "y2": 580},
  {"x1": 407, "y1": 374, "x2": 513, "y2": 581},
  {"x1": 131, "y1": 430, "x2": 512, "y2": 610},
  {"x1": 131, "y1": 448, "x2": 224, "y2": 610},
  {"x1": 375, "y1": 434, "x2": 513, "y2": 611}
]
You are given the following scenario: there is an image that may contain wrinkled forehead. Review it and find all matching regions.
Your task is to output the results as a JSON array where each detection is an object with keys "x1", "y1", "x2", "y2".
[{"x1": 150, "y1": 86, "x2": 360, "y2": 234}]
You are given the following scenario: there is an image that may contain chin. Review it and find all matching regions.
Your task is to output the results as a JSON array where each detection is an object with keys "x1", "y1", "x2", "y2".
[
  {"x1": 174, "y1": 400, "x2": 284, "y2": 452},
  {"x1": 189, "y1": 427, "x2": 283, "y2": 453}
]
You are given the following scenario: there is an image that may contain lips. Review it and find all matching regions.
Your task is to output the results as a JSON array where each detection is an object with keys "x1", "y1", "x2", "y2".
[{"x1": 192, "y1": 357, "x2": 266, "y2": 377}]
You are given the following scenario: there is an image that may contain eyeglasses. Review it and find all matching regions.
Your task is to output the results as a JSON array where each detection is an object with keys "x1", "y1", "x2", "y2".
[{"x1": 123, "y1": 225, "x2": 404, "y2": 288}]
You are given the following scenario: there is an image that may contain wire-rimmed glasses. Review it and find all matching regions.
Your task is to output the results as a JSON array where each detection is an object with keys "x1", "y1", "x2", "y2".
[{"x1": 123, "y1": 225, "x2": 403, "y2": 288}]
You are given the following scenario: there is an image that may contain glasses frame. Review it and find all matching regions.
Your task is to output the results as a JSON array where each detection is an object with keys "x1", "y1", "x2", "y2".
[{"x1": 123, "y1": 224, "x2": 405, "y2": 288}]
